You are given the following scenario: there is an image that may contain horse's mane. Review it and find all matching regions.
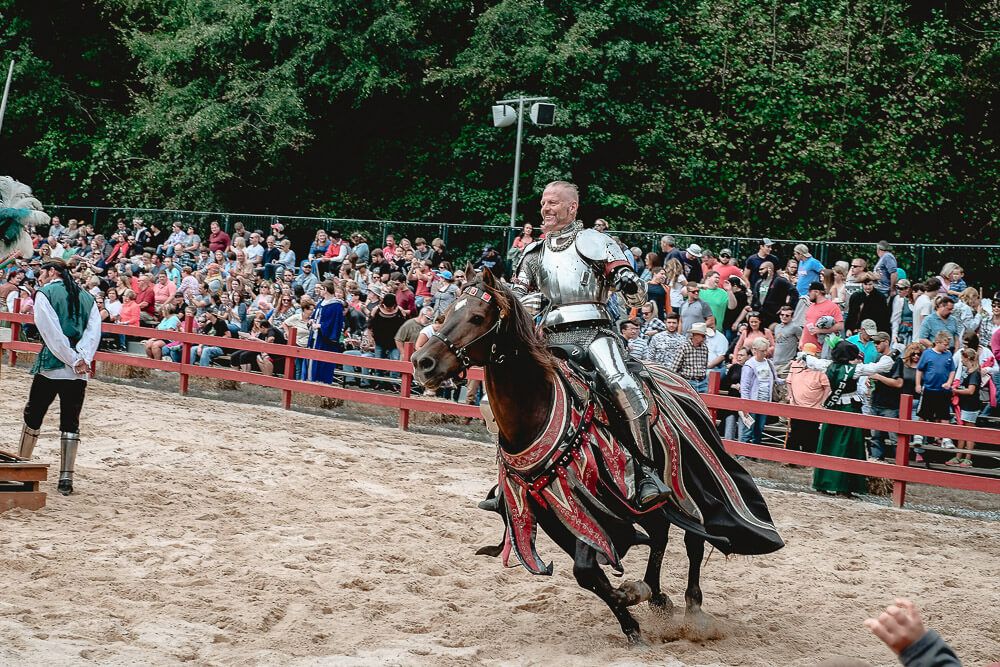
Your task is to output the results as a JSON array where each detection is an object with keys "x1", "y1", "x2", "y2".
[{"x1": 469, "y1": 274, "x2": 557, "y2": 380}]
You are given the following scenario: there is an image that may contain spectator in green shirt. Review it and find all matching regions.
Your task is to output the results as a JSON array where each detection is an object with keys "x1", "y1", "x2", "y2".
[{"x1": 699, "y1": 271, "x2": 736, "y2": 331}]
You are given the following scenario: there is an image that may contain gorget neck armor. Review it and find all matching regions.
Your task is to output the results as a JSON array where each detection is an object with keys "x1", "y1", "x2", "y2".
[{"x1": 544, "y1": 220, "x2": 584, "y2": 253}]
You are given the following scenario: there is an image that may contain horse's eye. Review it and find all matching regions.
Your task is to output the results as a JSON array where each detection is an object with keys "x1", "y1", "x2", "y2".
[{"x1": 470, "y1": 314, "x2": 485, "y2": 325}]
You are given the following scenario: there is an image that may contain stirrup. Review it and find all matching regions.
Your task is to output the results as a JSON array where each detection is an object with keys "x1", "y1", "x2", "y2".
[{"x1": 637, "y1": 468, "x2": 673, "y2": 508}]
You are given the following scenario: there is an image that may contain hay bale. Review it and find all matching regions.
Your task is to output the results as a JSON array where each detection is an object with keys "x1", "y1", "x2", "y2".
[
  {"x1": 867, "y1": 475, "x2": 893, "y2": 496},
  {"x1": 98, "y1": 361, "x2": 152, "y2": 380}
]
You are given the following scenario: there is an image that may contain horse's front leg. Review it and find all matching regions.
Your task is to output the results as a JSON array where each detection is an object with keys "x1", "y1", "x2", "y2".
[
  {"x1": 572, "y1": 540, "x2": 644, "y2": 645},
  {"x1": 642, "y1": 520, "x2": 673, "y2": 613},
  {"x1": 683, "y1": 531, "x2": 704, "y2": 613}
]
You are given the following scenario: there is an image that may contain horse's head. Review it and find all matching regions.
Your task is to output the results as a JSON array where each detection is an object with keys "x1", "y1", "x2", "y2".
[{"x1": 412, "y1": 265, "x2": 512, "y2": 388}]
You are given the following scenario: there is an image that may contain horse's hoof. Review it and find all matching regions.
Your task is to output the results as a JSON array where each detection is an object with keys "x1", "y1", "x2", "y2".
[
  {"x1": 650, "y1": 592, "x2": 674, "y2": 614},
  {"x1": 626, "y1": 630, "x2": 648, "y2": 648},
  {"x1": 619, "y1": 580, "x2": 652, "y2": 606},
  {"x1": 684, "y1": 609, "x2": 724, "y2": 641},
  {"x1": 57, "y1": 480, "x2": 73, "y2": 496}
]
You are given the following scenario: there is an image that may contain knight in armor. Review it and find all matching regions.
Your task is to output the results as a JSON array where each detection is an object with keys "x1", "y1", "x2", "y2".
[
  {"x1": 16, "y1": 258, "x2": 101, "y2": 495},
  {"x1": 510, "y1": 181, "x2": 673, "y2": 508}
]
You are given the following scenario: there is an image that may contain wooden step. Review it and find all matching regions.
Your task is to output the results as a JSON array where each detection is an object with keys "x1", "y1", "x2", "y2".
[{"x1": 0, "y1": 451, "x2": 50, "y2": 513}]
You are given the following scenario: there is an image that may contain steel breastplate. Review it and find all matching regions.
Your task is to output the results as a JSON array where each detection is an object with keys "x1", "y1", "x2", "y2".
[{"x1": 537, "y1": 226, "x2": 611, "y2": 328}]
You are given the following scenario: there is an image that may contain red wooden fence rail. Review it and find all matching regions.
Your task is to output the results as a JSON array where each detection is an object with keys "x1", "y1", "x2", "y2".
[{"x1": 2, "y1": 309, "x2": 998, "y2": 508}]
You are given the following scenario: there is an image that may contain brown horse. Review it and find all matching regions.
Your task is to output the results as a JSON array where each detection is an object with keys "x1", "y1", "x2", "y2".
[{"x1": 412, "y1": 268, "x2": 782, "y2": 644}]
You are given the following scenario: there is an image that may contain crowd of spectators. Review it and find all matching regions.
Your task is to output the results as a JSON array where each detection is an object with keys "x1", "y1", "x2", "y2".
[
  {"x1": 607, "y1": 233, "x2": 996, "y2": 480},
  {"x1": 0, "y1": 215, "x2": 491, "y2": 398},
  {"x1": 1, "y1": 216, "x2": 995, "y2": 473}
]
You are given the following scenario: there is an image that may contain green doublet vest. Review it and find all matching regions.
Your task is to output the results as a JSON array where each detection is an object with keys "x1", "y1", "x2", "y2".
[{"x1": 30, "y1": 280, "x2": 95, "y2": 375}]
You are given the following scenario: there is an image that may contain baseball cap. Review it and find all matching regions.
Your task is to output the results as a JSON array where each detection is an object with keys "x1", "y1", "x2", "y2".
[
  {"x1": 872, "y1": 331, "x2": 891, "y2": 342},
  {"x1": 897, "y1": 279, "x2": 911, "y2": 288},
  {"x1": 860, "y1": 319, "x2": 878, "y2": 335},
  {"x1": 801, "y1": 343, "x2": 820, "y2": 355},
  {"x1": 719, "y1": 248, "x2": 733, "y2": 257},
  {"x1": 271, "y1": 222, "x2": 284, "y2": 231},
  {"x1": 808, "y1": 281, "x2": 825, "y2": 292},
  {"x1": 761, "y1": 238, "x2": 773, "y2": 246},
  {"x1": 437, "y1": 270, "x2": 453, "y2": 280}
]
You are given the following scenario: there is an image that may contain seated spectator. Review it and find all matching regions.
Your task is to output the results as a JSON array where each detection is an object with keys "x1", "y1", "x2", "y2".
[
  {"x1": 152, "y1": 271, "x2": 177, "y2": 307},
  {"x1": 118, "y1": 289, "x2": 141, "y2": 328},
  {"x1": 231, "y1": 313, "x2": 286, "y2": 376},
  {"x1": 282, "y1": 296, "x2": 314, "y2": 380},
  {"x1": 431, "y1": 270, "x2": 459, "y2": 317},
  {"x1": 190, "y1": 308, "x2": 233, "y2": 366},
  {"x1": 142, "y1": 304, "x2": 181, "y2": 361}
]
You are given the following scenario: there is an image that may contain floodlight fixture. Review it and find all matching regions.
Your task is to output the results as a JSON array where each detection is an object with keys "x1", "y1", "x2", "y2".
[{"x1": 492, "y1": 105, "x2": 517, "y2": 128}]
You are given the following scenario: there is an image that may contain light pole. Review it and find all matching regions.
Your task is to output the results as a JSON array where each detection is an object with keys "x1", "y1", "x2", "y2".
[
  {"x1": 492, "y1": 96, "x2": 556, "y2": 227},
  {"x1": 0, "y1": 60, "x2": 15, "y2": 138}
]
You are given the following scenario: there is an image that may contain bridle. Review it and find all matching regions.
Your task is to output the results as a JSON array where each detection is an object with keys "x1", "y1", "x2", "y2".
[{"x1": 430, "y1": 286, "x2": 513, "y2": 372}]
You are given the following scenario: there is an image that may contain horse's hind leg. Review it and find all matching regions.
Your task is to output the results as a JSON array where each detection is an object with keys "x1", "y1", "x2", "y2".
[
  {"x1": 642, "y1": 521, "x2": 673, "y2": 613},
  {"x1": 572, "y1": 541, "x2": 643, "y2": 644},
  {"x1": 683, "y1": 531, "x2": 705, "y2": 614}
]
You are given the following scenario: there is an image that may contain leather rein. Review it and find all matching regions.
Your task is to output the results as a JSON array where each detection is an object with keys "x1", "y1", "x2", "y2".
[{"x1": 431, "y1": 286, "x2": 514, "y2": 372}]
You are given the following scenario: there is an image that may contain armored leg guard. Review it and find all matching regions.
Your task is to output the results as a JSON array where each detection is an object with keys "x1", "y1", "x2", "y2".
[
  {"x1": 630, "y1": 415, "x2": 673, "y2": 509},
  {"x1": 58, "y1": 432, "x2": 79, "y2": 496},
  {"x1": 18, "y1": 424, "x2": 40, "y2": 460}
]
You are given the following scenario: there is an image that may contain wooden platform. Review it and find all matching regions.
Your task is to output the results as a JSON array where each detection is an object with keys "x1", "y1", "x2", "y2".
[{"x1": 0, "y1": 450, "x2": 49, "y2": 513}]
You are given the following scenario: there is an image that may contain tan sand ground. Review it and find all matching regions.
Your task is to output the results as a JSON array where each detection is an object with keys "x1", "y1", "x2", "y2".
[{"x1": 1, "y1": 367, "x2": 997, "y2": 666}]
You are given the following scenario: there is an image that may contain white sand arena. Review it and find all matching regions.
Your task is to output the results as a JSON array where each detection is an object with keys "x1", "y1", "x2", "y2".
[{"x1": 1, "y1": 367, "x2": 997, "y2": 666}]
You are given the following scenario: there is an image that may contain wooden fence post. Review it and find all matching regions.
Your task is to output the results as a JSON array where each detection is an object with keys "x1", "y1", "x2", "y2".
[
  {"x1": 282, "y1": 327, "x2": 296, "y2": 410},
  {"x1": 8, "y1": 297, "x2": 20, "y2": 367},
  {"x1": 399, "y1": 342, "x2": 414, "y2": 431},
  {"x1": 892, "y1": 393, "x2": 914, "y2": 508},
  {"x1": 707, "y1": 371, "x2": 721, "y2": 424},
  {"x1": 179, "y1": 313, "x2": 193, "y2": 396}
]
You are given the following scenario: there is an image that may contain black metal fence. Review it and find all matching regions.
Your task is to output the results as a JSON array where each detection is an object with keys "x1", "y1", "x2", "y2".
[{"x1": 49, "y1": 205, "x2": 1000, "y2": 293}]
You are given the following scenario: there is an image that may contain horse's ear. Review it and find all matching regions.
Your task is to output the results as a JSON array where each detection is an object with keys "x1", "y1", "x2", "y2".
[
  {"x1": 465, "y1": 261, "x2": 476, "y2": 281},
  {"x1": 481, "y1": 265, "x2": 496, "y2": 288}
]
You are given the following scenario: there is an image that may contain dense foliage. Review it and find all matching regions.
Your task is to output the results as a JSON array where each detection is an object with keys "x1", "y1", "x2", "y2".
[{"x1": 1, "y1": 0, "x2": 997, "y2": 241}]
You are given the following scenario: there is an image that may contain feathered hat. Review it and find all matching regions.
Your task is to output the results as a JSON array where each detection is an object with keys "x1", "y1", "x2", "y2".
[{"x1": 0, "y1": 176, "x2": 49, "y2": 257}]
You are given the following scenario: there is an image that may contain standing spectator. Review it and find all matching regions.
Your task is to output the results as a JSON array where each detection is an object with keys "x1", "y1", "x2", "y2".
[
  {"x1": 637, "y1": 301, "x2": 666, "y2": 338},
  {"x1": 679, "y1": 281, "x2": 713, "y2": 332},
  {"x1": 705, "y1": 320, "x2": 729, "y2": 376},
  {"x1": 917, "y1": 296, "x2": 960, "y2": 351},
  {"x1": 743, "y1": 238, "x2": 779, "y2": 287},
  {"x1": 805, "y1": 341, "x2": 890, "y2": 497},
  {"x1": 305, "y1": 281, "x2": 345, "y2": 384},
  {"x1": 780, "y1": 257, "x2": 799, "y2": 283},
  {"x1": 719, "y1": 346, "x2": 749, "y2": 441},
  {"x1": 843, "y1": 257, "x2": 868, "y2": 303},
  {"x1": 368, "y1": 292, "x2": 407, "y2": 385},
  {"x1": 953, "y1": 287, "x2": 985, "y2": 341},
  {"x1": 911, "y1": 277, "x2": 941, "y2": 336},
  {"x1": 430, "y1": 270, "x2": 459, "y2": 317},
  {"x1": 873, "y1": 241, "x2": 898, "y2": 297},
  {"x1": 644, "y1": 266, "x2": 668, "y2": 317},
  {"x1": 392, "y1": 272, "x2": 416, "y2": 317},
  {"x1": 752, "y1": 260, "x2": 794, "y2": 328},
  {"x1": 381, "y1": 234, "x2": 398, "y2": 262},
  {"x1": 698, "y1": 271, "x2": 735, "y2": 332},
  {"x1": 739, "y1": 338, "x2": 782, "y2": 444},
  {"x1": 639, "y1": 252, "x2": 660, "y2": 281},
  {"x1": 713, "y1": 248, "x2": 744, "y2": 284},
  {"x1": 948, "y1": 348, "x2": 981, "y2": 467},
  {"x1": 793, "y1": 243, "x2": 825, "y2": 297},
  {"x1": 282, "y1": 297, "x2": 314, "y2": 379},
  {"x1": 663, "y1": 258, "x2": 686, "y2": 314},
  {"x1": 700, "y1": 249, "x2": 716, "y2": 277},
  {"x1": 666, "y1": 322, "x2": 710, "y2": 392},
  {"x1": 942, "y1": 263, "x2": 966, "y2": 301},
  {"x1": 847, "y1": 319, "x2": 880, "y2": 363},
  {"x1": 846, "y1": 273, "x2": 890, "y2": 335},
  {"x1": 511, "y1": 223, "x2": 535, "y2": 251},
  {"x1": 621, "y1": 320, "x2": 647, "y2": 360},
  {"x1": 734, "y1": 311, "x2": 776, "y2": 358},
  {"x1": 916, "y1": 331, "x2": 957, "y2": 444},
  {"x1": 207, "y1": 220, "x2": 230, "y2": 252},
  {"x1": 644, "y1": 312, "x2": 685, "y2": 365},
  {"x1": 682, "y1": 244, "x2": 704, "y2": 283},
  {"x1": 785, "y1": 343, "x2": 830, "y2": 453},
  {"x1": 890, "y1": 279, "x2": 915, "y2": 347},
  {"x1": 772, "y1": 305, "x2": 803, "y2": 375},
  {"x1": 799, "y1": 282, "x2": 843, "y2": 352},
  {"x1": 867, "y1": 333, "x2": 903, "y2": 461},
  {"x1": 722, "y1": 276, "x2": 751, "y2": 342},
  {"x1": 658, "y1": 234, "x2": 684, "y2": 266}
]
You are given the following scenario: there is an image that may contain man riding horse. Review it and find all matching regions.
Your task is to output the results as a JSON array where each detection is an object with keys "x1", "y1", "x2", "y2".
[{"x1": 509, "y1": 180, "x2": 674, "y2": 510}]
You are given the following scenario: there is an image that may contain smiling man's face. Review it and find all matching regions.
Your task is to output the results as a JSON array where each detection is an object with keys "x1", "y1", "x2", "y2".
[{"x1": 539, "y1": 184, "x2": 578, "y2": 234}]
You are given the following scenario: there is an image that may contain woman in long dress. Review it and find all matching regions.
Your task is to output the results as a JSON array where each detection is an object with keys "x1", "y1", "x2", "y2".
[
  {"x1": 306, "y1": 280, "x2": 345, "y2": 384},
  {"x1": 804, "y1": 340, "x2": 893, "y2": 496}
]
